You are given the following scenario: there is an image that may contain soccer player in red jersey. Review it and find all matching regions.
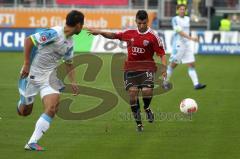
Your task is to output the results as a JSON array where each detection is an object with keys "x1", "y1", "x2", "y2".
[{"x1": 88, "y1": 10, "x2": 167, "y2": 132}]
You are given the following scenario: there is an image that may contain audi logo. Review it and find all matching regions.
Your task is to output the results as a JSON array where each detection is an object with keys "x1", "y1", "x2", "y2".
[{"x1": 132, "y1": 47, "x2": 145, "y2": 54}]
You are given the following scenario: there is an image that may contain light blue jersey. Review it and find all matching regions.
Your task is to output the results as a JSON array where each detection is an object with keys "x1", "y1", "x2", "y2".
[
  {"x1": 170, "y1": 16, "x2": 195, "y2": 64},
  {"x1": 29, "y1": 26, "x2": 74, "y2": 82},
  {"x1": 172, "y1": 15, "x2": 190, "y2": 46},
  {"x1": 18, "y1": 26, "x2": 73, "y2": 104}
]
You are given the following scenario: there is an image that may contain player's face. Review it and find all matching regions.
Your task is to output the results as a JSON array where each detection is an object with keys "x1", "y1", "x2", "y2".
[
  {"x1": 178, "y1": 6, "x2": 186, "y2": 17},
  {"x1": 74, "y1": 23, "x2": 83, "y2": 35},
  {"x1": 136, "y1": 18, "x2": 148, "y2": 33}
]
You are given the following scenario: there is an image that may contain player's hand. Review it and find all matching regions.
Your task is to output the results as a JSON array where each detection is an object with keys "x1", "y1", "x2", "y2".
[
  {"x1": 161, "y1": 64, "x2": 167, "y2": 79},
  {"x1": 20, "y1": 64, "x2": 30, "y2": 78},
  {"x1": 161, "y1": 71, "x2": 167, "y2": 80},
  {"x1": 161, "y1": 71, "x2": 171, "y2": 90},
  {"x1": 71, "y1": 83, "x2": 80, "y2": 96},
  {"x1": 191, "y1": 37, "x2": 199, "y2": 42}
]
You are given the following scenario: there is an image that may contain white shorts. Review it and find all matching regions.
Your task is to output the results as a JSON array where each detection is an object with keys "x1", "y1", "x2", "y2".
[
  {"x1": 18, "y1": 76, "x2": 64, "y2": 105},
  {"x1": 169, "y1": 42, "x2": 195, "y2": 64}
]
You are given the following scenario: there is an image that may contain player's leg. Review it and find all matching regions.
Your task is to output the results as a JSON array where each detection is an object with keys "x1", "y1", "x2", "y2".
[
  {"x1": 25, "y1": 86, "x2": 59, "y2": 151},
  {"x1": 17, "y1": 99, "x2": 33, "y2": 116},
  {"x1": 142, "y1": 87, "x2": 154, "y2": 123},
  {"x1": 166, "y1": 62, "x2": 178, "y2": 82},
  {"x1": 141, "y1": 71, "x2": 155, "y2": 123},
  {"x1": 124, "y1": 71, "x2": 142, "y2": 131},
  {"x1": 187, "y1": 63, "x2": 206, "y2": 89},
  {"x1": 17, "y1": 78, "x2": 35, "y2": 116},
  {"x1": 181, "y1": 49, "x2": 206, "y2": 90},
  {"x1": 128, "y1": 86, "x2": 142, "y2": 131},
  {"x1": 166, "y1": 46, "x2": 183, "y2": 82}
]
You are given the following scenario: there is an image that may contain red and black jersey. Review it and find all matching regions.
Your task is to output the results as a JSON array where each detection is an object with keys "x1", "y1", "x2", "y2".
[{"x1": 114, "y1": 28, "x2": 165, "y2": 71}]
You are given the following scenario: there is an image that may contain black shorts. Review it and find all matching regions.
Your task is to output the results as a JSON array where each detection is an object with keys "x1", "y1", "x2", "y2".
[{"x1": 124, "y1": 71, "x2": 154, "y2": 90}]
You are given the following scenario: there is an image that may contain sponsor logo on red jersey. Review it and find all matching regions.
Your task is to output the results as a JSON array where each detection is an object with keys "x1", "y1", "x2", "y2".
[
  {"x1": 132, "y1": 47, "x2": 145, "y2": 55},
  {"x1": 143, "y1": 40, "x2": 149, "y2": 46}
]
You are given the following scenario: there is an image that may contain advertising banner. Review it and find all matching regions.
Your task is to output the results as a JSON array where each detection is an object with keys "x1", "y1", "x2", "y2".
[
  {"x1": 56, "y1": 0, "x2": 128, "y2": 6},
  {"x1": 0, "y1": 8, "x2": 155, "y2": 29},
  {"x1": 90, "y1": 30, "x2": 195, "y2": 54},
  {"x1": 91, "y1": 35, "x2": 127, "y2": 53},
  {"x1": 73, "y1": 30, "x2": 94, "y2": 52},
  {"x1": 0, "y1": 28, "x2": 239, "y2": 54},
  {"x1": 90, "y1": 30, "x2": 240, "y2": 54},
  {"x1": 193, "y1": 31, "x2": 240, "y2": 54},
  {"x1": 0, "y1": 28, "x2": 36, "y2": 51},
  {"x1": 0, "y1": 28, "x2": 93, "y2": 52},
  {"x1": 198, "y1": 44, "x2": 240, "y2": 54}
]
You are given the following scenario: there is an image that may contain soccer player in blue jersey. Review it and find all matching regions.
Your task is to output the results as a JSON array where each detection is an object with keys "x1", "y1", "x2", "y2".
[
  {"x1": 18, "y1": 10, "x2": 84, "y2": 151},
  {"x1": 166, "y1": 4, "x2": 206, "y2": 90}
]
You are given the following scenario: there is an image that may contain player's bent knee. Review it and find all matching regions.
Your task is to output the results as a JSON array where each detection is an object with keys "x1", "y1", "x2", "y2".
[
  {"x1": 142, "y1": 87, "x2": 153, "y2": 95},
  {"x1": 128, "y1": 91, "x2": 138, "y2": 99},
  {"x1": 17, "y1": 104, "x2": 33, "y2": 116},
  {"x1": 45, "y1": 104, "x2": 58, "y2": 117},
  {"x1": 128, "y1": 87, "x2": 138, "y2": 95}
]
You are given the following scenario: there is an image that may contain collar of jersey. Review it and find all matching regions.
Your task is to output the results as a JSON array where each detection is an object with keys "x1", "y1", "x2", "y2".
[
  {"x1": 137, "y1": 27, "x2": 150, "y2": 35},
  {"x1": 178, "y1": 15, "x2": 185, "y2": 19}
]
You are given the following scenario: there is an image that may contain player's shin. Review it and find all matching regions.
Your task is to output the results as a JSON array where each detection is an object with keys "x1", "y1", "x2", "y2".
[
  {"x1": 28, "y1": 113, "x2": 52, "y2": 144},
  {"x1": 188, "y1": 67, "x2": 199, "y2": 86},
  {"x1": 143, "y1": 97, "x2": 154, "y2": 123},
  {"x1": 143, "y1": 97, "x2": 152, "y2": 110},
  {"x1": 130, "y1": 99, "x2": 142, "y2": 125}
]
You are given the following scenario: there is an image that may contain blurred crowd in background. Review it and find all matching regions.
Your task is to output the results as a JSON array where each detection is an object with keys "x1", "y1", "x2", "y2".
[{"x1": 0, "y1": 0, "x2": 239, "y2": 30}]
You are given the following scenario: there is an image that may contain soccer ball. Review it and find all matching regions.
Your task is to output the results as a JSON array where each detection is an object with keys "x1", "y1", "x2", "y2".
[{"x1": 180, "y1": 98, "x2": 198, "y2": 114}]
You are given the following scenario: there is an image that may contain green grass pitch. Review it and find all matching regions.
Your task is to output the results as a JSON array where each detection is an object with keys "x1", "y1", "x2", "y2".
[{"x1": 0, "y1": 52, "x2": 240, "y2": 159}]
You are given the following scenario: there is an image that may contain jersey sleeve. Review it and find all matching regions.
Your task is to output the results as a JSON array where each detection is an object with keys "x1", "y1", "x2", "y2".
[
  {"x1": 30, "y1": 28, "x2": 58, "y2": 46},
  {"x1": 172, "y1": 17, "x2": 182, "y2": 33},
  {"x1": 63, "y1": 46, "x2": 74, "y2": 64},
  {"x1": 114, "y1": 30, "x2": 128, "y2": 40},
  {"x1": 153, "y1": 36, "x2": 165, "y2": 57}
]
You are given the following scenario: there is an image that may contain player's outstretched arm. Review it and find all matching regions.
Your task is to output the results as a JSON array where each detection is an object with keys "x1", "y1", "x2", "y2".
[
  {"x1": 20, "y1": 36, "x2": 34, "y2": 78},
  {"x1": 87, "y1": 28, "x2": 116, "y2": 39},
  {"x1": 178, "y1": 31, "x2": 199, "y2": 42}
]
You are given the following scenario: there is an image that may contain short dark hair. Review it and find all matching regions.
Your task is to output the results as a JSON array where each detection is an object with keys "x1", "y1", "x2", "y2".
[
  {"x1": 176, "y1": 4, "x2": 186, "y2": 10},
  {"x1": 66, "y1": 10, "x2": 84, "y2": 27},
  {"x1": 136, "y1": 10, "x2": 148, "y2": 20}
]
